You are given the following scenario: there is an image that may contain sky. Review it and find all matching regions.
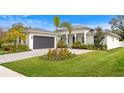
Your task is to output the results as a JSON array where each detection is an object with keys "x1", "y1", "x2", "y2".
[{"x1": 0, "y1": 15, "x2": 116, "y2": 31}]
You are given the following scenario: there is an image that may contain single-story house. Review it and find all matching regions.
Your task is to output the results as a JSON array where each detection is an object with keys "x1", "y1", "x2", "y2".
[{"x1": 24, "y1": 25, "x2": 120, "y2": 50}]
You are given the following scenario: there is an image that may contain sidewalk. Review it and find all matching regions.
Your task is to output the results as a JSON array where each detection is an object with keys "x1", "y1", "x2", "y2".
[{"x1": 0, "y1": 65, "x2": 25, "y2": 77}]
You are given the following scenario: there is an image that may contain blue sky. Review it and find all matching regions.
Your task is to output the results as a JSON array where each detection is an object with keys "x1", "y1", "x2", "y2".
[{"x1": 0, "y1": 15, "x2": 116, "y2": 31}]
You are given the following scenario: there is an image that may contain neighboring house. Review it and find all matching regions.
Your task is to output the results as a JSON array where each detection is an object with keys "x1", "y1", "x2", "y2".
[{"x1": 24, "y1": 25, "x2": 120, "y2": 50}]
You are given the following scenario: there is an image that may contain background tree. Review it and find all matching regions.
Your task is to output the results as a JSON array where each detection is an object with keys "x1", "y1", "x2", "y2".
[
  {"x1": 9, "y1": 23, "x2": 27, "y2": 32},
  {"x1": 109, "y1": 15, "x2": 124, "y2": 40},
  {"x1": 6, "y1": 30, "x2": 26, "y2": 46},
  {"x1": 0, "y1": 28, "x2": 5, "y2": 38},
  {"x1": 94, "y1": 27, "x2": 104, "y2": 49},
  {"x1": 0, "y1": 28, "x2": 6, "y2": 48},
  {"x1": 5, "y1": 23, "x2": 27, "y2": 46}
]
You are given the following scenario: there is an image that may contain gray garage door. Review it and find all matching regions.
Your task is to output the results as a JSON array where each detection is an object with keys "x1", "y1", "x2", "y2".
[{"x1": 33, "y1": 36, "x2": 54, "y2": 49}]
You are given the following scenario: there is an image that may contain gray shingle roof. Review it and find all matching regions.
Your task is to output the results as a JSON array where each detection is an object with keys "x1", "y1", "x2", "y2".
[{"x1": 58, "y1": 25, "x2": 92, "y2": 31}]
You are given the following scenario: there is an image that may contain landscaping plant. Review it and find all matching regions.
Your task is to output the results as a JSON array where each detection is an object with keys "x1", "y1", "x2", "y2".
[
  {"x1": 94, "y1": 27, "x2": 105, "y2": 49},
  {"x1": 72, "y1": 41, "x2": 83, "y2": 49},
  {"x1": 72, "y1": 41, "x2": 106, "y2": 50},
  {"x1": 0, "y1": 28, "x2": 6, "y2": 48},
  {"x1": 42, "y1": 48, "x2": 75, "y2": 61},
  {"x1": 57, "y1": 40, "x2": 67, "y2": 48}
]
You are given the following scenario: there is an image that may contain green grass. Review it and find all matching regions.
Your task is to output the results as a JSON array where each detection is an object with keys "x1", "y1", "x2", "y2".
[{"x1": 1, "y1": 48, "x2": 124, "y2": 77}]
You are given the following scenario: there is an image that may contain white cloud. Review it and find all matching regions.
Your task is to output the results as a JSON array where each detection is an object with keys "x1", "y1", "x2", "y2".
[
  {"x1": 0, "y1": 16, "x2": 55, "y2": 31},
  {"x1": 73, "y1": 22, "x2": 111, "y2": 29},
  {"x1": 88, "y1": 23, "x2": 111, "y2": 29}
]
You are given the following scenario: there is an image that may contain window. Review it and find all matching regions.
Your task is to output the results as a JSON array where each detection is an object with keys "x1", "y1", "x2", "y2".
[
  {"x1": 73, "y1": 36, "x2": 75, "y2": 43},
  {"x1": 94, "y1": 36, "x2": 97, "y2": 44},
  {"x1": 82, "y1": 37, "x2": 84, "y2": 43},
  {"x1": 61, "y1": 37, "x2": 62, "y2": 40},
  {"x1": 19, "y1": 38, "x2": 21, "y2": 44},
  {"x1": 76, "y1": 36, "x2": 78, "y2": 41}
]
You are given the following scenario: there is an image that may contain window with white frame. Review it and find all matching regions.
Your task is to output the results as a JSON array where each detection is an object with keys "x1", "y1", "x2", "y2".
[{"x1": 82, "y1": 37, "x2": 84, "y2": 43}]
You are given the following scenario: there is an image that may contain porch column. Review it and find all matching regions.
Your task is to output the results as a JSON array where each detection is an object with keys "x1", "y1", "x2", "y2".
[
  {"x1": 29, "y1": 34, "x2": 33, "y2": 50},
  {"x1": 74, "y1": 33, "x2": 76, "y2": 42},
  {"x1": 54, "y1": 36, "x2": 57, "y2": 49},
  {"x1": 84, "y1": 31, "x2": 87, "y2": 44},
  {"x1": 66, "y1": 34, "x2": 68, "y2": 45}
]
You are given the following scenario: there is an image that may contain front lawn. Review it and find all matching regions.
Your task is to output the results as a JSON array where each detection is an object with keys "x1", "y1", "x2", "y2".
[{"x1": 1, "y1": 48, "x2": 124, "y2": 77}]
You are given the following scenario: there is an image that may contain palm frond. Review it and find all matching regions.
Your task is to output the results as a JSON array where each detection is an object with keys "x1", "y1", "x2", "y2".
[{"x1": 60, "y1": 22, "x2": 72, "y2": 34}]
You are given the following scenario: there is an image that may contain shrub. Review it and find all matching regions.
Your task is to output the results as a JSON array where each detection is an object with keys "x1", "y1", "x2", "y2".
[
  {"x1": 1, "y1": 44, "x2": 30, "y2": 52},
  {"x1": 42, "y1": 48, "x2": 75, "y2": 61},
  {"x1": 47, "y1": 49, "x2": 54, "y2": 60},
  {"x1": 99, "y1": 44, "x2": 107, "y2": 50},
  {"x1": 72, "y1": 41, "x2": 83, "y2": 49},
  {"x1": 72, "y1": 40, "x2": 107, "y2": 50},
  {"x1": 1, "y1": 44, "x2": 13, "y2": 51},
  {"x1": 16, "y1": 45, "x2": 30, "y2": 52},
  {"x1": 80, "y1": 44, "x2": 88, "y2": 49},
  {"x1": 0, "y1": 40, "x2": 3, "y2": 49},
  {"x1": 59, "y1": 48, "x2": 72, "y2": 60},
  {"x1": 57, "y1": 40, "x2": 67, "y2": 48},
  {"x1": 86, "y1": 44, "x2": 96, "y2": 50}
]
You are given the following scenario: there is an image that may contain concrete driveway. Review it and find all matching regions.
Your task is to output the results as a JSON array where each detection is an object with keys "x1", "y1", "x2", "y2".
[{"x1": 0, "y1": 48, "x2": 93, "y2": 64}]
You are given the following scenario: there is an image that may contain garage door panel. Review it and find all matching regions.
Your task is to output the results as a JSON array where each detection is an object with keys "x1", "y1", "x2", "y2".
[{"x1": 33, "y1": 36, "x2": 54, "y2": 49}]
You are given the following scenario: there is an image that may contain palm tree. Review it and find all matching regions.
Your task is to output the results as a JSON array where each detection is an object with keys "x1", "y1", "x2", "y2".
[
  {"x1": 60, "y1": 22, "x2": 72, "y2": 34},
  {"x1": 54, "y1": 16, "x2": 60, "y2": 33},
  {"x1": 53, "y1": 16, "x2": 72, "y2": 48}
]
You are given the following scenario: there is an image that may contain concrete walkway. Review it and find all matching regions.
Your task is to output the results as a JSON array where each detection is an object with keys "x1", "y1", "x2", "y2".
[
  {"x1": 0, "y1": 49, "x2": 93, "y2": 64},
  {"x1": 0, "y1": 65, "x2": 25, "y2": 77}
]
